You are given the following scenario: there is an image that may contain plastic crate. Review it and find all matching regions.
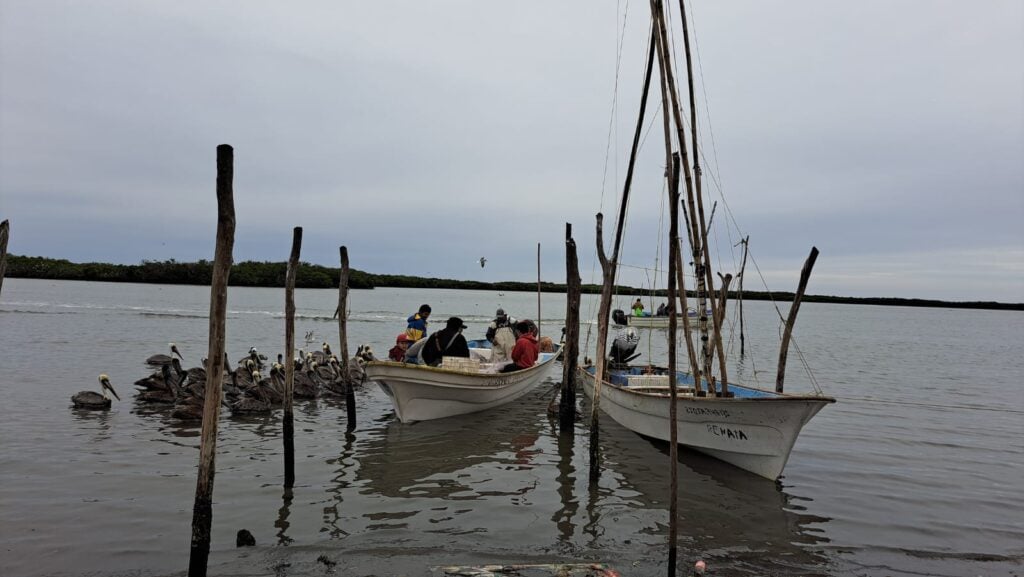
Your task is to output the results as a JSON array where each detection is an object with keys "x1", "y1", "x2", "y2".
[{"x1": 441, "y1": 357, "x2": 481, "y2": 372}]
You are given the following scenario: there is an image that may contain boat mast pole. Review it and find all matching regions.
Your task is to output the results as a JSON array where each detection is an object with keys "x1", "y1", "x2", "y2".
[
  {"x1": 677, "y1": 0, "x2": 730, "y2": 395},
  {"x1": 649, "y1": 0, "x2": 717, "y2": 392}
]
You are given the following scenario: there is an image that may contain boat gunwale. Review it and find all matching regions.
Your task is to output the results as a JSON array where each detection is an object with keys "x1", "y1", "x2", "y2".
[{"x1": 579, "y1": 365, "x2": 835, "y2": 403}]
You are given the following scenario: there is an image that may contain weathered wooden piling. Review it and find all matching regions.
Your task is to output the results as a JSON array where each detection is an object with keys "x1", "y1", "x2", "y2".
[
  {"x1": 560, "y1": 223, "x2": 581, "y2": 432},
  {"x1": 0, "y1": 219, "x2": 9, "y2": 298},
  {"x1": 283, "y1": 227, "x2": 302, "y2": 488},
  {"x1": 188, "y1": 144, "x2": 236, "y2": 577},
  {"x1": 666, "y1": 148, "x2": 682, "y2": 577},
  {"x1": 337, "y1": 246, "x2": 355, "y2": 430},
  {"x1": 536, "y1": 242, "x2": 542, "y2": 338},
  {"x1": 738, "y1": 236, "x2": 750, "y2": 356},
  {"x1": 590, "y1": 27, "x2": 657, "y2": 483},
  {"x1": 776, "y1": 247, "x2": 819, "y2": 393}
]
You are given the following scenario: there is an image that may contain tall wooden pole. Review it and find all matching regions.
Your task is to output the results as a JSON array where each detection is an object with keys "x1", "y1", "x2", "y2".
[
  {"x1": 0, "y1": 219, "x2": 9, "y2": 298},
  {"x1": 666, "y1": 150, "x2": 681, "y2": 577},
  {"x1": 188, "y1": 144, "x2": 236, "y2": 577},
  {"x1": 537, "y1": 242, "x2": 541, "y2": 338},
  {"x1": 560, "y1": 223, "x2": 581, "y2": 432},
  {"x1": 338, "y1": 246, "x2": 355, "y2": 430},
  {"x1": 590, "y1": 24, "x2": 657, "y2": 484},
  {"x1": 283, "y1": 227, "x2": 302, "y2": 488},
  {"x1": 776, "y1": 247, "x2": 819, "y2": 393},
  {"x1": 738, "y1": 236, "x2": 749, "y2": 356}
]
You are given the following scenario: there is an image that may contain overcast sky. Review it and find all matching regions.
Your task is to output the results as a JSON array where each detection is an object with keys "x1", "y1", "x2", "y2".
[{"x1": 1, "y1": 1, "x2": 1021, "y2": 302}]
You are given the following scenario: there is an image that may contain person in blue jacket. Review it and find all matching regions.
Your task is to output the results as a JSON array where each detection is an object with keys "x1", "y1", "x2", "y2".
[{"x1": 405, "y1": 304, "x2": 432, "y2": 341}]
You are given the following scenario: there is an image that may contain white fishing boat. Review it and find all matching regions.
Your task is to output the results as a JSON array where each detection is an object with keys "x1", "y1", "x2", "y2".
[
  {"x1": 627, "y1": 308, "x2": 704, "y2": 329},
  {"x1": 580, "y1": 0, "x2": 834, "y2": 481},
  {"x1": 579, "y1": 367, "x2": 833, "y2": 479},
  {"x1": 365, "y1": 343, "x2": 562, "y2": 423}
]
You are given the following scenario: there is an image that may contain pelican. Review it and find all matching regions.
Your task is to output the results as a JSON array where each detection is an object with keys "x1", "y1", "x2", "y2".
[
  {"x1": 72, "y1": 374, "x2": 121, "y2": 409},
  {"x1": 478, "y1": 257, "x2": 487, "y2": 268},
  {"x1": 146, "y1": 343, "x2": 183, "y2": 367}
]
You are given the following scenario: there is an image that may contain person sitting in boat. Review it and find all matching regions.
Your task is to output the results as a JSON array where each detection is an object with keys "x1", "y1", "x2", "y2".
[
  {"x1": 420, "y1": 316, "x2": 470, "y2": 367},
  {"x1": 486, "y1": 308, "x2": 517, "y2": 363},
  {"x1": 632, "y1": 298, "x2": 645, "y2": 316},
  {"x1": 502, "y1": 320, "x2": 539, "y2": 373},
  {"x1": 656, "y1": 302, "x2": 668, "y2": 316},
  {"x1": 388, "y1": 333, "x2": 413, "y2": 362},
  {"x1": 405, "y1": 304, "x2": 432, "y2": 342}
]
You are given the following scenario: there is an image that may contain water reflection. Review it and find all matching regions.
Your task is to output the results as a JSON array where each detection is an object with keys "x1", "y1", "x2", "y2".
[
  {"x1": 322, "y1": 430, "x2": 356, "y2": 538},
  {"x1": 355, "y1": 407, "x2": 546, "y2": 500},
  {"x1": 594, "y1": 418, "x2": 833, "y2": 573},
  {"x1": 275, "y1": 487, "x2": 294, "y2": 545},
  {"x1": 69, "y1": 406, "x2": 115, "y2": 445}
]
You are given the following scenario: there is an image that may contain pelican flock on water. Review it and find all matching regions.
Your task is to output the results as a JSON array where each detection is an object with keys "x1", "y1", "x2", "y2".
[
  {"x1": 129, "y1": 343, "x2": 378, "y2": 420},
  {"x1": 72, "y1": 374, "x2": 121, "y2": 409}
]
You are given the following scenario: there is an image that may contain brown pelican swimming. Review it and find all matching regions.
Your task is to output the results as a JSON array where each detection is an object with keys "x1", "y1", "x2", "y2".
[
  {"x1": 146, "y1": 343, "x2": 183, "y2": 367},
  {"x1": 72, "y1": 374, "x2": 121, "y2": 409}
]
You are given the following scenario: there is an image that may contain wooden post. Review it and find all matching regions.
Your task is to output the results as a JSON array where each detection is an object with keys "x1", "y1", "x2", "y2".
[
  {"x1": 536, "y1": 243, "x2": 541, "y2": 338},
  {"x1": 337, "y1": 246, "x2": 355, "y2": 430},
  {"x1": 738, "y1": 236, "x2": 749, "y2": 356},
  {"x1": 560, "y1": 223, "x2": 581, "y2": 432},
  {"x1": 666, "y1": 148, "x2": 681, "y2": 577},
  {"x1": 188, "y1": 144, "x2": 236, "y2": 577},
  {"x1": 589, "y1": 214, "x2": 615, "y2": 483},
  {"x1": 0, "y1": 219, "x2": 9, "y2": 298},
  {"x1": 589, "y1": 23, "x2": 657, "y2": 484},
  {"x1": 776, "y1": 247, "x2": 819, "y2": 393},
  {"x1": 283, "y1": 227, "x2": 302, "y2": 488}
]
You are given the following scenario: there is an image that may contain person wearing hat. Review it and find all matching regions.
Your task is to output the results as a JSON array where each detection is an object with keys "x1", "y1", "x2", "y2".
[
  {"x1": 420, "y1": 316, "x2": 471, "y2": 367},
  {"x1": 405, "y1": 304, "x2": 432, "y2": 342},
  {"x1": 485, "y1": 308, "x2": 517, "y2": 364},
  {"x1": 388, "y1": 333, "x2": 413, "y2": 362}
]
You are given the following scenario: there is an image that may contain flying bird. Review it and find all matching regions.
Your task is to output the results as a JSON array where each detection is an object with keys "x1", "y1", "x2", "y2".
[{"x1": 479, "y1": 257, "x2": 487, "y2": 268}]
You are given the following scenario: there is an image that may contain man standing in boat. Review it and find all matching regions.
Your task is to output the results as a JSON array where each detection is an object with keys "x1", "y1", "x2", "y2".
[
  {"x1": 421, "y1": 317, "x2": 471, "y2": 367},
  {"x1": 485, "y1": 308, "x2": 517, "y2": 363},
  {"x1": 405, "y1": 304, "x2": 431, "y2": 342}
]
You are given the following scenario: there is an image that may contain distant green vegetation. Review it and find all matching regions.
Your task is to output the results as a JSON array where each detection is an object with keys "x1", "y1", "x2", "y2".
[{"x1": 4, "y1": 255, "x2": 1021, "y2": 311}]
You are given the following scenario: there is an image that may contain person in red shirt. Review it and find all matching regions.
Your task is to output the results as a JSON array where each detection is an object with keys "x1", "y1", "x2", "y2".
[
  {"x1": 388, "y1": 333, "x2": 412, "y2": 362},
  {"x1": 502, "y1": 320, "x2": 539, "y2": 372}
]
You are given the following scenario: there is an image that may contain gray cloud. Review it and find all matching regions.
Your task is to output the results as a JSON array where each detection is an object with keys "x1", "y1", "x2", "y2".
[{"x1": 1, "y1": 1, "x2": 1021, "y2": 302}]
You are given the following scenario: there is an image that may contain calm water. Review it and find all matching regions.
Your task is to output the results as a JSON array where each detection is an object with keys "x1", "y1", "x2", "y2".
[{"x1": 1, "y1": 279, "x2": 1021, "y2": 577}]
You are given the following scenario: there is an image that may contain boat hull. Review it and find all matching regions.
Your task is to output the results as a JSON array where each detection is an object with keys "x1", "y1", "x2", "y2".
[
  {"x1": 579, "y1": 366, "x2": 833, "y2": 479},
  {"x1": 624, "y1": 316, "x2": 699, "y2": 329},
  {"x1": 366, "y1": 350, "x2": 562, "y2": 422}
]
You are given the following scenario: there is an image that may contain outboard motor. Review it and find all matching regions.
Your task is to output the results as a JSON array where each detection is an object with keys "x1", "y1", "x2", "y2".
[
  {"x1": 609, "y1": 326, "x2": 640, "y2": 368},
  {"x1": 611, "y1": 309, "x2": 629, "y2": 327}
]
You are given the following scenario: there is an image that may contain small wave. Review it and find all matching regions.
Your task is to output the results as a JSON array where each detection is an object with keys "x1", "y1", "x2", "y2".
[
  {"x1": 0, "y1": 308, "x2": 78, "y2": 315},
  {"x1": 139, "y1": 312, "x2": 210, "y2": 319}
]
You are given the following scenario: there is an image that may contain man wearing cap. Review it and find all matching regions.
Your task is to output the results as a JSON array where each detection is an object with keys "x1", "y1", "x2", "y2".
[
  {"x1": 405, "y1": 304, "x2": 432, "y2": 342},
  {"x1": 485, "y1": 308, "x2": 517, "y2": 364},
  {"x1": 420, "y1": 316, "x2": 471, "y2": 367}
]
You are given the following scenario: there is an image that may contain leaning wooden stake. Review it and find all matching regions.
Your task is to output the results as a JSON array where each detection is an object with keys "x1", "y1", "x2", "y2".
[
  {"x1": 0, "y1": 219, "x2": 9, "y2": 298},
  {"x1": 560, "y1": 223, "x2": 581, "y2": 432},
  {"x1": 188, "y1": 144, "x2": 236, "y2": 577},
  {"x1": 776, "y1": 247, "x2": 819, "y2": 393},
  {"x1": 589, "y1": 214, "x2": 615, "y2": 483},
  {"x1": 283, "y1": 227, "x2": 302, "y2": 488},
  {"x1": 337, "y1": 246, "x2": 355, "y2": 430}
]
